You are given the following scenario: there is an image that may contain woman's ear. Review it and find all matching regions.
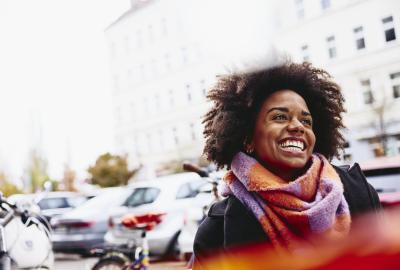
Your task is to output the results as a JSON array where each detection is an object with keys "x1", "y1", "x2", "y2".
[{"x1": 243, "y1": 137, "x2": 255, "y2": 155}]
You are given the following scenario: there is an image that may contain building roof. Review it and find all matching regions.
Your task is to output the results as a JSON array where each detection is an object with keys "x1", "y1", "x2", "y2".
[{"x1": 105, "y1": 0, "x2": 155, "y2": 31}]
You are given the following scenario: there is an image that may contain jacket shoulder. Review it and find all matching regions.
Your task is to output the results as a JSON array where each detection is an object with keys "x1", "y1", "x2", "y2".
[
  {"x1": 333, "y1": 163, "x2": 381, "y2": 216},
  {"x1": 208, "y1": 198, "x2": 229, "y2": 217}
]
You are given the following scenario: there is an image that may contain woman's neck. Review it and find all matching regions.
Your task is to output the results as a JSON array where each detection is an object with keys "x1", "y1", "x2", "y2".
[{"x1": 258, "y1": 159, "x2": 312, "y2": 182}]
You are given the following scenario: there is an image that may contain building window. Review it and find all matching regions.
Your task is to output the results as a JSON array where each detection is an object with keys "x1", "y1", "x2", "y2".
[
  {"x1": 172, "y1": 127, "x2": 179, "y2": 145},
  {"x1": 181, "y1": 47, "x2": 188, "y2": 64},
  {"x1": 124, "y1": 36, "x2": 130, "y2": 54},
  {"x1": 168, "y1": 89, "x2": 174, "y2": 108},
  {"x1": 200, "y1": 79, "x2": 207, "y2": 97},
  {"x1": 353, "y1": 26, "x2": 366, "y2": 50},
  {"x1": 136, "y1": 30, "x2": 142, "y2": 48},
  {"x1": 161, "y1": 18, "x2": 167, "y2": 36},
  {"x1": 321, "y1": 0, "x2": 330, "y2": 10},
  {"x1": 300, "y1": 44, "x2": 310, "y2": 62},
  {"x1": 190, "y1": 123, "x2": 196, "y2": 141},
  {"x1": 185, "y1": 84, "x2": 192, "y2": 102},
  {"x1": 110, "y1": 42, "x2": 116, "y2": 58},
  {"x1": 295, "y1": 0, "x2": 304, "y2": 19},
  {"x1": 154, "y1": 93, "x2": 160, "y2": 112},
  {"x1": 382, "y1": 16, "x2": 396, "y2": 42},
  {"x1": 140, "y1": 64, "x2": 145, "y2": 81},
  {"x1": 326, "y1": 35, "x2": 337, "y2": 59},
  {"x1": 130, "y1": 102, "x2": 135, "y2": 121},
  {"x1": 143, "y1": 97, "x2": 150, "y2": 114},
  {"x1": 113, "y1": 75, "x2": 120, "y2": 93},
  {"x1": 148, "y1": 24, "x2": 154, "y2": 42},
  {"x1": 390, "y1": 72, "x2": 400, "y2": 98},
  {"x1": 164, "y1": 53, "x2": 171, "y2": 71},
  {"x1": 360, "y1": 79, "x2": 374, "y2": 104}
]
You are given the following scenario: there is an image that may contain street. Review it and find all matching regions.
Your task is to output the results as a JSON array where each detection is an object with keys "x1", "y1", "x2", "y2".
[{"x1": 54, "y1": 254, "x2": 187, "y2": 270}]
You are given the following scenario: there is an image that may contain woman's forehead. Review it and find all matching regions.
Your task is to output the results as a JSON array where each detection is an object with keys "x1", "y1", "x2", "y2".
[{"x1": 261, "y1": 89, "x2": 310, "y2": 112}]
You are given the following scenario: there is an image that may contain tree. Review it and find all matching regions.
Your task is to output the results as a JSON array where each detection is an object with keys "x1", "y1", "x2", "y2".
[
  {"x1": 27, "y1": 150, "x2": 50, "y2": 192},
  {"x1": 368, "y1": 95, "x2": 395, "y2": 156},
  {"x1": 0, "y1": 172, "x2": 22, "y2": 197},
  {"x1": 88, "y1": 153, "x2": 136, "y2": 187}
]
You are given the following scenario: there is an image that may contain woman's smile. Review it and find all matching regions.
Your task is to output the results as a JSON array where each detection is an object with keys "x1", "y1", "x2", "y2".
[{"x1": 251, "y1": 89, "x2": 316, "y2": 180}]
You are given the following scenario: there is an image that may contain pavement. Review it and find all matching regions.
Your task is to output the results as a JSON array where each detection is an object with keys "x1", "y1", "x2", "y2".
[{"x1": 54, "y1": 253, "x2": 187, "y2": 270}]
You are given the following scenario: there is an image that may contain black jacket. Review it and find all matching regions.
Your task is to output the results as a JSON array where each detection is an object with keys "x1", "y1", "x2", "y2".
[{"x1": 193, "y1": 163, "x2": 381, "y2": 269}]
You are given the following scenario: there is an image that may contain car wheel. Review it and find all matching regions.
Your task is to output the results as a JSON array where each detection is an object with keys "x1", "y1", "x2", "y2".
[{"x1": 91, "y1": 256, "x2": 126, "y2": 270}]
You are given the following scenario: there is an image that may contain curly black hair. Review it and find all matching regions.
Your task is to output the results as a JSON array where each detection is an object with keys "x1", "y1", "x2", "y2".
[{"x1": 203, "y1": 62, "x2": 346, "y2": 169}]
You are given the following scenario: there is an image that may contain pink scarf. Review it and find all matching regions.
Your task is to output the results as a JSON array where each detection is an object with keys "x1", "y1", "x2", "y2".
[{"x1": 223, "y1": 152, "x2": 351, "y2": 251}]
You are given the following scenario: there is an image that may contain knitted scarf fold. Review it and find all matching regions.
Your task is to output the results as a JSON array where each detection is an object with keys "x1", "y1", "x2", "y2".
[{"x1": 223, "y1": 152, "x2": 351, "y2": 251}]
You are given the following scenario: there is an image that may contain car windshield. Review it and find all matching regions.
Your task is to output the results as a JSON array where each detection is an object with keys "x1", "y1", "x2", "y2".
[
  {"x1": 75, "y1": 188, "x2": 132, "y2": 212},
  {"x1": 38, "y1": 197, "x2": 70, "y2": 210},
  {"x1": 123, "y1": 187, "x2": 160, "y2": 207}
]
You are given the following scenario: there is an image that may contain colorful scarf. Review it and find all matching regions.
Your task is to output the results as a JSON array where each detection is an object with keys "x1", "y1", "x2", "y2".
[{"x1": 223, "y1": 152, "x2": 351, "y2": 251}]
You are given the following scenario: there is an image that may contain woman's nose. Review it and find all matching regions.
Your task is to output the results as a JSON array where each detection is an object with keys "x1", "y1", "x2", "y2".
[{"x1": 287, "y1": 118, "x2": 305, "y2": 133}]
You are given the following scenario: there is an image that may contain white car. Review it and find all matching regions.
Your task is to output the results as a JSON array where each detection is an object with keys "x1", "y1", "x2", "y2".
[
  {"x1": 104, "y1": 172, "x2": 212, "y2": 258},
  {"x1": 7, "y1": 191, "x2": 89, "y2": 225},
  {"x1": 177, "y1": 170, "x2": 225, "y2": 261},
  {"x1": 50, "y1": 187, "x2": 133, "y2": 255}
]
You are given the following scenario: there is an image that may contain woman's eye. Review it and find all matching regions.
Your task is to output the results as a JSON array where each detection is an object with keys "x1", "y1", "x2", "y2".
[
  {"x1": 272, "y1": 114, "x2": 287, "y2": 120},
  {"x1": 301, "y1": 119, "x2": 313, "y2": 126}
]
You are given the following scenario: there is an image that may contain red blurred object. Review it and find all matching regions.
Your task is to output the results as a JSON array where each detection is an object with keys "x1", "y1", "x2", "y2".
[
  {"x1": 200, "y1": 208, "x2": 400, "y2": 270},
  {"x1": 379, "y1": 191, "x2": 400, "y2": 207},
  {"x1": 108, "y1": 216, "x2": 114, "y2": 228},
  {"x1": 121, "y1": 212, "x2": 166, "y2": 231},
  {"x1": 55, "y1": 220, "x2": 94, "y2": 229}
]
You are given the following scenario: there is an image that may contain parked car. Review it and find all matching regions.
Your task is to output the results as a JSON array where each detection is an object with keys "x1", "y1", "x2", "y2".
[
  {"x1": 50, "y1": 187, "x2": 134, "y2": 256},
  {"x1": 177, "y1": 170, "x2": 224, "y2": 261},
  {"x1": 104, "y1": 172, "x2": 211, "y2": 259},
  {"x1": 7, "y1": 191, "x2": 89, "y2": 223},
  {"x1": 36, "y1": 191, "x2": 90, "y2": 222},
  {"x1": 360, "y1": 156, "x2": 400, "y2": 208}
]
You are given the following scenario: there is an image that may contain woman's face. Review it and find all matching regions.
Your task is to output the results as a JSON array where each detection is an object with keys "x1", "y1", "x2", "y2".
[{"x1": 251, "y1": 89, "x2": 316, "y2": 178}]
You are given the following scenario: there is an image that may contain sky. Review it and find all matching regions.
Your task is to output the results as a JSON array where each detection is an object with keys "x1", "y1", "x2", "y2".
[{"x1": 0, "y1": 0, "x2": 130, "y2": 183}]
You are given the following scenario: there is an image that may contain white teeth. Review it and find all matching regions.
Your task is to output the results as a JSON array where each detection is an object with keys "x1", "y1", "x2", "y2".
[{"x1": 279, "y1": 140, "x2": 305, "y2": 151}]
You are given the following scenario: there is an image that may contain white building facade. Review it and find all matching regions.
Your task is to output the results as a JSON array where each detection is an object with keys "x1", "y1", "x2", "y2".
[
  {"x1": 275, "y1": 0, "x2": 400, "y2": 163},
  {"x1": 106, "y1": 0, "x2": 400, "y2": 169},
  {"x1": 105, "y1": 0, "x2": 277, "y2": 168}
]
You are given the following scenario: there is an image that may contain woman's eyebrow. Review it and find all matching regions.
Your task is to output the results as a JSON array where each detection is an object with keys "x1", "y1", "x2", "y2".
[
  {"x1": 302, "y1": 111, "x2": 311, "y2": 116},
  {"x1": 266, "y1": 107, "x2": 288, "y2": 113}
]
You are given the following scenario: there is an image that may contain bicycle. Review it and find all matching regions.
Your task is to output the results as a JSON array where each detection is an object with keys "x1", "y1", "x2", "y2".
[
  {"x1": 0, "y1": 193, "x2": 53, "y2": 270},
  {"x1": 91, "y1": 213, "x2": 155, "y2": 270}
]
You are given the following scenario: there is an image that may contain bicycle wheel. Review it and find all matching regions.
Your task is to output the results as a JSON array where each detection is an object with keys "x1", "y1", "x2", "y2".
[{"x1": 91, "y1": 256, "x2": 126, "y2": 270}]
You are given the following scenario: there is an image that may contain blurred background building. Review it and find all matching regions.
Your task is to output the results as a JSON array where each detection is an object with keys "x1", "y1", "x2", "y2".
[
  {"x1": 275, "y1": 0, "x2": 400, "y2": 163},
  {"x1": 106, "y1": 0, "x2": 400, "y2": 171},
  {"x1": 105, "y1": 0, "x2": 277, "y2": 170}
]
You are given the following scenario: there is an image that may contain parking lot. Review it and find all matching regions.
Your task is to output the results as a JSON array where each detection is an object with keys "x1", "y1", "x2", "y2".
[{"x1": 54, "y1": 254, "x2": 187, "y2": 270}]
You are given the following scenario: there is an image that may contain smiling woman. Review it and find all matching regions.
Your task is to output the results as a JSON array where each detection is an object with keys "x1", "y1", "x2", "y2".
[{"x1": 193, "y1": 62, "x2": 382, "y2": 269}]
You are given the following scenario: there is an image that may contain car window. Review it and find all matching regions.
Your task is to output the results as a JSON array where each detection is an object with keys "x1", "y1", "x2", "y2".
[
  {"x1": 176, "y1": 180, "x2": 208, "y2": 199},
  {"x1": 176, "y1": 183, "x2": 192, "y2": 199},
  {"x1": 38, "y1": 197, "x2": 69, "y2": 210},
  {"x1": 364, "y1": 167, "x2": 400, "y2": 193},
  {"x1": 66, "y1": 196, "x2": 88, "y2": 208},
  {"x1": 124, "y1": 188, "x2": 160, "y2": 207},
  {"x1": 143, "y1": 188, "x2": 160, "y2": 204},
  {"x1": 68, "y1": 188, "x2": 131, "y2": 215}
]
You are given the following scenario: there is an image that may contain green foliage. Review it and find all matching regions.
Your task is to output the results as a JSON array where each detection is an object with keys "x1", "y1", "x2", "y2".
[
  {"x1": 88, "y1": 153, "x2": 136, "y2": 187},
  {"x1": 28, "y1": 150, "x2": 50, "y2": 192},
  {"x1": 0, "y1": 172, "x2": 23, "y2": 197}
]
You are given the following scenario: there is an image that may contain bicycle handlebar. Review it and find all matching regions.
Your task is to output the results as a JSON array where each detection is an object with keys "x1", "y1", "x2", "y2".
[{"x1": 182, "y1": 162, "x2": 209, "y2": 177}]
